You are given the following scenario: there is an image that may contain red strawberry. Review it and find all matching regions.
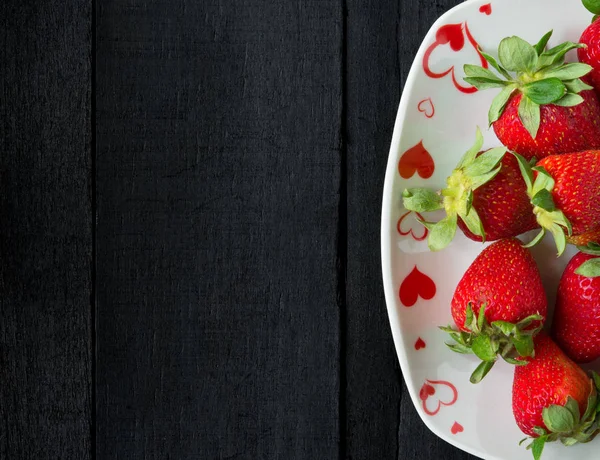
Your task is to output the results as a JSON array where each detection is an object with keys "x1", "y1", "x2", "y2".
[
  {"x1": 578, "y1": 4, "x2": 600, "y2": 92},
  {"x1": 442, "y1": 238, "x2": 547, "y2": 383},
  {"x1": 514, "y1": 150, "x2": 600, "y2": 255},
  {"x1": 464, "y1": 31, "x2": 600, "y2": 160},
  {"x1": 493, "y1": 91, "x2": 600, "y2": 160},
  {"x1": 567, "y1": 227, "x2": 600, "y2": 246},
  {"x1": 402, "y1": 129, "x2": 537, "y2": 251},
  {"x1": 513, "y1": 333, "x2": 600, "y2": 460},
  {"x1": 456, "y1": 152, "x2": 538, "y2": 242},
  {"x1": 552, "y1": 252, "x2": 600, "y2": 363}
]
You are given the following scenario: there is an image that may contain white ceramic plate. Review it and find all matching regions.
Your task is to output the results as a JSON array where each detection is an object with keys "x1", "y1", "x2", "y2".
[{"x1": 381, "y1": 1, "x2": 595, "y2": 459}]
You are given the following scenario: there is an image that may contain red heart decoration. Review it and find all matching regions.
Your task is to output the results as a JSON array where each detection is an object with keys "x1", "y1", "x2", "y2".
[
  {"x1": 479, "y1": 3, "x2": 492, "y2": 15},
  {"x1": 420, "y1": 380, "x2": 459, "y2": 416},
  {"x1": 417, "y1": 98, "x2": 435, "y2": 118},
  {"x1": 397, "y1": 211, "x2": 428, "y2": 241},
  {"x1": 398, "y1": 141, "x2": 435, "y2": 180},
  {"x1": 436, "y1": 23, "x2": 465, "y2": 51},
  {"x1": 419, "y1": 383, "x2": 435, "y2": 401},
  {"x1": 399, "y1": 266, "x2": 436, "y2": 307},
  {"x1": 451, "y1": 422, "x2": 464, "y2": 435},
  {"x1": 415, "y1": 337, "x2": 426, "y2": 351},
  {"x1": 422, "y1": 22, "x2": 488, "y2": 94}
]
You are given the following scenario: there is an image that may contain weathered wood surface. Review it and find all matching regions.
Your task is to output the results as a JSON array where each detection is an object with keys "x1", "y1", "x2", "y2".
[
  {"x1": 0, "y1": 0, "x2": 93, "y2": 458},
  {"x1": 1, "y1": 0, "x2": 479, "y2": 458},
  {"x1": 345, "y1": 0, "x2": 474, "y2": 458},
  {"x1": 95, "y1": 0, "x2": 343, "y2": 458}
]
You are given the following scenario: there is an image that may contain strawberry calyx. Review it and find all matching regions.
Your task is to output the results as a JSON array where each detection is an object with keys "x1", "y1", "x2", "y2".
[
  {"x1": 583, "y1": 0, "x2": 600, "y2": 22},
  {"x1": 402, "y1": 128, "x2": 506, "y2": 251},
  {"x1": 520, "y1": 372, "x2": 600, "y2": 460},
  {"x1": 440, "y1": 303, "x2": 544, "y2": 384},
  {"x1": 513, "y1": 152, "x2": 572, "y2": 256},
  {"x1": 464, "y1": 30, "x2": 593, "y2": 139},
  {"x1": 573, "y1": 244, "x2": 600, "y2": 277}
]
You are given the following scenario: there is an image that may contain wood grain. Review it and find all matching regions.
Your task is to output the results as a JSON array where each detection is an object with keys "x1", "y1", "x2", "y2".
[
  {"x1": 345, "y1": 0, "x2": 476, "y2": 458},
  {"x1": 344, "y1": 1, "x2": 403, "y2": 459},
  {"x1": 0, "y1": 0, "x2": 93, "y2": 459},
  {"x1": 95, "y1": 0, "x2": 343, "y2": 458}
]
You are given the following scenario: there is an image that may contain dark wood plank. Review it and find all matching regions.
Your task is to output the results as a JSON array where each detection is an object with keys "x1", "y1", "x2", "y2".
[
  {"x1": 0, "y1": 1, "x2": 93, "y2": 459},
  {"x1": 95, "y1": 1, "x2": 343, "y2": 458},
  {"x1": 345, "y1": 0, "x2": 475, "y2": 458}
]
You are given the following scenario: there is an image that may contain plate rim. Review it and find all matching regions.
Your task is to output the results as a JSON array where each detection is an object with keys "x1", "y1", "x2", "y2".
[{"x1": 380, "y1": 1, "x2": 505, "y2": 458}]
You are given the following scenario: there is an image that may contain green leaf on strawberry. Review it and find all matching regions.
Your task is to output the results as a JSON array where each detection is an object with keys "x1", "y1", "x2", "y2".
[
  {"x1": 513, "y1": 152, "x2": 573, "y2": 256},
  {"x1": 401, "y1": 188, "x2": 443, "y2": 212},
  {"x1": 469, "y1": 360, "x2": 495, "y2": 384},
  {"x1": 441, "y1": 303, "x2": 544, "y2": 384},
  {"x1": 583, "y1": 0, "x2": 600, "y2": 15},
  {"x1": 533, "y1": 31, "x2": 553, "y2": 56},
  {"x1": 402, "y1": 128, "x2": 506, "y2": 251},
  {"x1": 578, "y1": 242, "x2": 600, "y2": 256},
  {"x1": 464, "y1": 31, "x2": 592, "y2": 139},
  {"x1": 575, "y1": 258, "x2": 600, "y2": 277},
  {"x1": 530, "y1": 435, "x2": 547, "y2": 460},
  {"x1": 543, "y1": 403, "x2": 576, "y2": 433},
  {"x1": 522, "y1": 78, "x2": 566, "y2": 105}
]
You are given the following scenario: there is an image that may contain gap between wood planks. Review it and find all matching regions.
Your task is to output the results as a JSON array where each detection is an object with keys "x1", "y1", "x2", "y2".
[{"x1": 337, "y1": 0, "x2": 348, "y2": 459}]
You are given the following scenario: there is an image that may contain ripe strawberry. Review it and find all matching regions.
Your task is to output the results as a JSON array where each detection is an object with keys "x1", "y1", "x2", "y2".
[
  {"x1": 402, "y1": 129, "x2": 537, "y2": 251},
  {"x1": 578, "y1": 3, "x2": 600, "y2": 92},
  {"x1": 552, "y1": 252, "x2": 600, "y2": 363},
  {"x1": 514, "y1": 150, "x2": 600, "y2": 255},
  {"x1": 513, "y1": 333, "x2": 600, "y2": 460},
  {"x1": 567, "y1": 227, "x2": 600, "y2": 247},
  {"x1": 442, "y1": 239, "x2": 547, "y2": 383},
  {"x1": 464, "y1": 31, "x2": 600, "y2": 160}
]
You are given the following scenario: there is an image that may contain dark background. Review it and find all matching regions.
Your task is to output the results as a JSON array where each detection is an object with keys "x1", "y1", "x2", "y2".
[{"x1": 0, "y1": 0, "x2": 476, "y2": 458}]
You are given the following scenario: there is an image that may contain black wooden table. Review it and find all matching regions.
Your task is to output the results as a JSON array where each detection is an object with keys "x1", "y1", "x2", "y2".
[{"x1": 1, "y1": 0, "x2": 477, "y2": 458}]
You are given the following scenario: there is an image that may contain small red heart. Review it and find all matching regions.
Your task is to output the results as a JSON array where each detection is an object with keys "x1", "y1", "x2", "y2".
[
  {"x1": 420, "y1": 380, "x2": 459, "y2": 416},
  {"x1": 417, "y1": 98, "x2": 435, "y2": 118},
  {"x1": 451, "y1": 422, "x2": 464, "y2": 435},
  {"x1": 415, "y1": 337, "x2": 426, "y2": 350},
  {"x1": 479, "y1": 3, "x2": 492, "y2": 15},
  {"x1": 398, "y1": 141, "x2": 435, "y2": 180},
  {"x1": 435, "y1": 23, "x2": 465, "y2": 51},
  {"x1": 397, "y1": 211, "x2": 428, "y2": 241},
  {"x1": 419, "y1": 383, "x2": 436, "y2": 401},
  {"x1": 399, "y1": 266, "x2": 436, "y2": 307}
]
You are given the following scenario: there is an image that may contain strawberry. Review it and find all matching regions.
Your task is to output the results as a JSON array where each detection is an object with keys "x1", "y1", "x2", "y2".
[
  {"x1": 402, "y1": 129, "x2": 537, "y2": 251},
  {"x1": 578, "y1": 3, "x2": 600, "y2": 92},
  {"x1": 514, "y1": 150, "x2": 600, "y2": 255},
  {"x1": 567, "y1": 227, "x2": 600, "y2": 247},
  {"x1": 552, "y1": 251, "x2": 600, "y2": 363},
  {"x1": 441, "y1": 238, "x2": 547, "y2": 383},
  {"x1": 464, "y1": 31, "x2": 600, "y2": 160},
  {"x1": 513, "y1": 333, "x2": 600, "y2": 460}
]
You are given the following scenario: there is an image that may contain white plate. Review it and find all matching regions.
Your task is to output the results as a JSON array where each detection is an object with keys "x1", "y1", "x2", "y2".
[{"x1": 380, "y1": 1, "x2": 594, "y2": 459}]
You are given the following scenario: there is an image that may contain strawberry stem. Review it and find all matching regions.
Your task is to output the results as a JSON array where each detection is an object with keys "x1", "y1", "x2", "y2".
[
  {"x1": 402, "y1": 128, "x2": 506, "y2": 251},
  {"x1": 441, "y1": 304, "x2": 543, "y2": 384},
  {"x1": 464, "y1": 31, "x2": 593, "y2": 139},
  {"x1": 513, "y1": 152, "x2": 572, "y2": 256}
]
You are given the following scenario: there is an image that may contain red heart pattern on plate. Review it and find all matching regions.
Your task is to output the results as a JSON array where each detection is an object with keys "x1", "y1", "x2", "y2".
[
  {"x1": 398, "y1": 141, "x2": 435, "y2": 180},
  {"x1": 451, "y1": 422, "x2": 464, "y2": 434},
  {"x1": 479, "y1": 3, "x2": 492, "y2": 15},
  {"x1": 422, "y1": 22, "x2": 487, "y2": 94},
  {"x1": 397, "y1": 211, "x2": 428, "y2": 241},
  {"x1": 417, "y1": 97, "x2": 435, "y2": 118},
  {"x1": 414, "y1": 337, "x2": 426, "y2": 350},
  {"x1": 399, "y1": 266, "x2": 436, "y2": 307},
  {"x1": 419, "y1": 379, "x2": 459, "y2": 416}
]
